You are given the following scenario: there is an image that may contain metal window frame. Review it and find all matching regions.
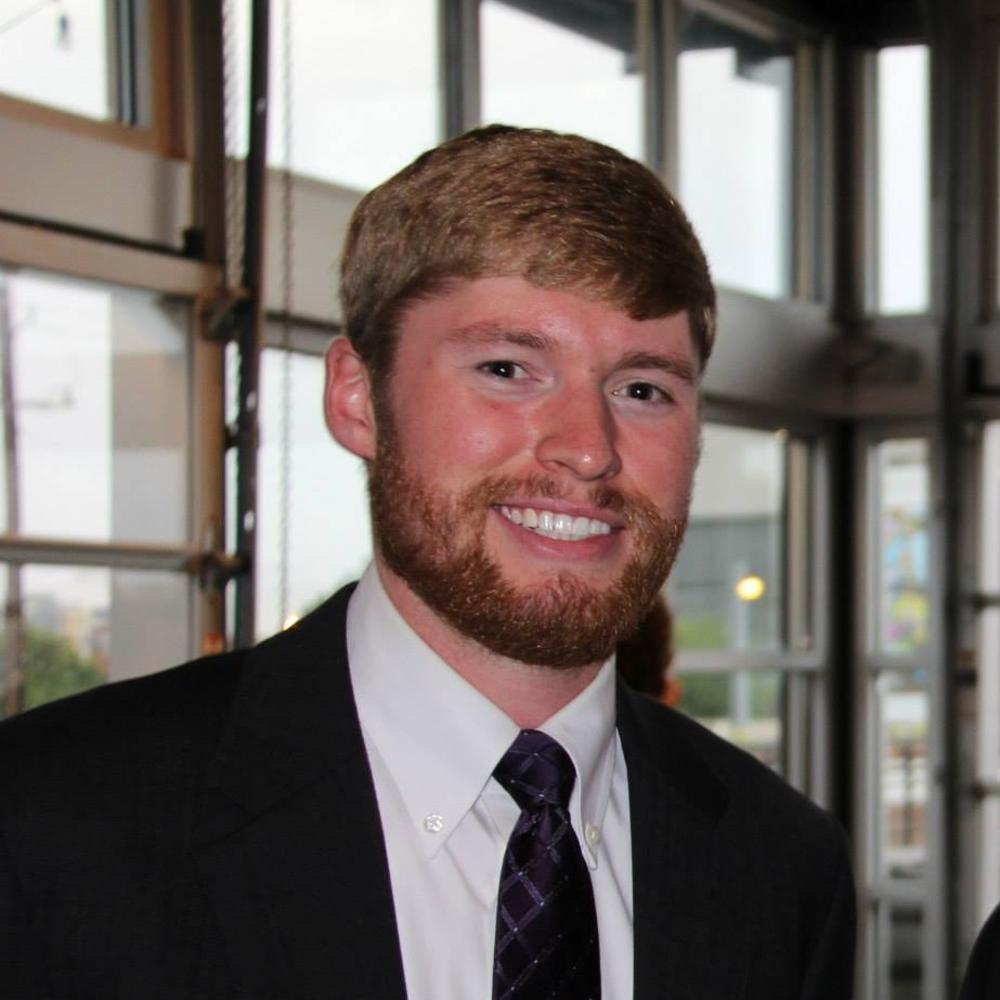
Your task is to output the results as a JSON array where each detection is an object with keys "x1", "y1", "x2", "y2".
[
  {"x1": 853, "y1": 419, "x2": 944, "y2": 1000},
  {"x1": 0, "y1": 0, "x2": 186, "y2": 157},
  {"x1": 0, "y1": 225, "x2": 225, "y2": 664},
  {"x1": 671, "y1": 0, "x2": 825, "y2": 303},
  {"x1": 673, "y1": 398, "x2": 838, "y2": 800}
]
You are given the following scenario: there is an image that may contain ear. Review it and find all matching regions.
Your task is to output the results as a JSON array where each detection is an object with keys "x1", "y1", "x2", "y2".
[{"x1": 324, "y1": 336, "x2": 377, "y2": 461}]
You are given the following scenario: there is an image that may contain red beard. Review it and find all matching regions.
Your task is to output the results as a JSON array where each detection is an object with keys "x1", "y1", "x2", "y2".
[{"x1": 369, "y1": 420, "x2": 687, "y2": 668}]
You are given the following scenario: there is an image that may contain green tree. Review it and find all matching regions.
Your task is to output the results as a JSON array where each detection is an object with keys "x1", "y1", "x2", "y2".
[
  {"x1": 0, "y1": 627, "x2": 105, "y2": 717},
  {"x1": 677, "y1": 672, "x2": 730, "y2": 718}
]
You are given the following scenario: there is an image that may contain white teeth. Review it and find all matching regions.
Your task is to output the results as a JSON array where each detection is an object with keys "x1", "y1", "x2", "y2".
[{"x1": 497, "y1": 505, "x2": 613, "y2": 541}]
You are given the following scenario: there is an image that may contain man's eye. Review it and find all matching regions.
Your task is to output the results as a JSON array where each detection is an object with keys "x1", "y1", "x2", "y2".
[
  {"x1": 479, "y1": 360, "x2": 523, "y2": 379},
  {"x1": 618, "y1": 381, "x2": 667, "y2": 402}
]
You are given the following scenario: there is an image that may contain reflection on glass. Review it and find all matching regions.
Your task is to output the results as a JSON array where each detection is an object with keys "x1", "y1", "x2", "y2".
[
  {"x1": 875, "y1": 438, "x2": 930, "y2": 655},
  {"x1": 678, "y1": 14, "x2": 793, "y2": 297},
  {"x1": 0, "y1": 0, "x2": 110, "y2": 119},
  {"x1": 872, "y1": 900, "x2": 923, "y2": 1000},
  {"x1": 256, "y1": 347, "x2": 371, "y2": 640},
  {"x1": 675, "y1": 668, "x2": 783, "y2": 769},
  {"x1": 481, "y1": 0, "x2": 642, "y2": 160},
  {"x1": 228, "y1": 0, "x2": 439, "y2": 190},
  {"x1": 0, "y1": 564, "x2": 189, "y2": 718},
  {"x1": 877, "y1": 46, "x2": 930, "y2": 314},
  {"x1": 0, "y1": 269, "x2": 190, "y2": 544},
  {"x1": 671, "y1": 424, "x2": 785, "y2": 652},
  {"x1": 875, "y1": 673, "x2": 929, "y2": 878}
]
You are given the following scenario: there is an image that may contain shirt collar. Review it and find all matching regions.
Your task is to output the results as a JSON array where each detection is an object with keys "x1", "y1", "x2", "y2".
[{"x1": 345, "y1": 564, "x2": 617, "y2": 866}]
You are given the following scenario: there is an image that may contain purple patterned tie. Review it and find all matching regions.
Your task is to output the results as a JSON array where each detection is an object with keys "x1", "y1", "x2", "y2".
[{"x1": 492, "y1": 729, "x2": 600, "y2": 1000}]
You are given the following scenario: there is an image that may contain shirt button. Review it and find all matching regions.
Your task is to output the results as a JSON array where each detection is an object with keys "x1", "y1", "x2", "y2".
[
  {"x1": 584, "y1": 823, "x2": 601, "y2": 848},
  {"x1": 423, "y1": 813, "x2": 445, "y2": 834}
]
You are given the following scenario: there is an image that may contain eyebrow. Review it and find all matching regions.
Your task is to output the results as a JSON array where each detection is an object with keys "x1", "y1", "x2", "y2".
[
  {"x1": 616, "y1": 351, "x2": 698, "y2": 384},
  {"x1": 447, "y1": 323, "x2": 555, "y2": 351}
]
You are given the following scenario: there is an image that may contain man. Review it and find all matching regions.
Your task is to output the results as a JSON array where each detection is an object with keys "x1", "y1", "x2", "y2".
[
  {"x1": 1, "y1": 126, "x2": 854, "y2": 999},
  {"x1": 961, "y1": 901, "x2": 1000, "y2": 999}
]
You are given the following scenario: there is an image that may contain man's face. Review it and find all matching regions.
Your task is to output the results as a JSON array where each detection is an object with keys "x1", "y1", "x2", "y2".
[{"x1": 367, "y1": 275, "x2": 701, "y2": 668}]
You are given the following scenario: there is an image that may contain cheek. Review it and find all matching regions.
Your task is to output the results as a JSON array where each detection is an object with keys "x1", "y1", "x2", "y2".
[
  {"x1": 395, "y1": 395, "x2": 528, "y2": 476},
  {"x1": 626, "y1": 428, "x2": 699, "y2": 508}
]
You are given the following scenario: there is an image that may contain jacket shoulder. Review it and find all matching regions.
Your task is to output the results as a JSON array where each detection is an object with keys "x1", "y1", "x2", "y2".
[
  {"x1": 622, "y1": 686, "x2": 845, "y2": 848},
  {"x1": 0, "y1": 649, "x2": 249, "y2": 791}
]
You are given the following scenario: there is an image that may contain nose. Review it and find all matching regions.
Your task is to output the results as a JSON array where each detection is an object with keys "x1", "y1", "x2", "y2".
[{"x1": 534, "y1": 387, "x2": 622, "y2": 481}]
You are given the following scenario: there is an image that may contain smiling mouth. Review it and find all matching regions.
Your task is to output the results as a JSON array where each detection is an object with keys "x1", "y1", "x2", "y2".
[{"x1": 497, "y1": 505, "x2": 614, "y2": 542}]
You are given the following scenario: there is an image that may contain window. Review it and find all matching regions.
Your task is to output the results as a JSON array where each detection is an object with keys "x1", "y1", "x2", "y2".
[
  {"x1": 675, "y1": 668, "x2": 783, "y2": 769},
  {"x1": 875, "y1": 46, "x2": 930, "y2": 314},
  {"x1": 253, "y1": 341, "x2": 370, "y2": 639},
  {"x1": 0, "y1": 0, "x2": 168, "y2": 142},
  {"x1": 672, "y1": 424, "x2": 786, "y2": 653},
  {"x1": 0, "y1": 266, "x2": 195, "y2": 718},
  {"x1": 0, "y1": 269, "x2": 190, "y2": 544},
  {"x1": 875, "y1": 672, "x2": 928, "y2": 880},
  {"x1": 873, "y1": 438, "x2": 930, "y2": 656},
  {"x1": 670, "y1": 422, "x2": 819, "y2": 772},
  {"x1": 481, "y1": 0, "x2": 642, "y2": 160},
  {"x1": 678, "y1": 13, "x2": 795, "y2": 298},
  {"x1": 868, "y1": 900, "x2": 923, "y2": 1000},
  {"x1": 860, "y1": 432, "x2": 933, "y2": 1000},
  {"x1": 0, "y1": 564, "x2": 190, "y2": 718},
  {"x1": 228, "y1": 0, "x2": 441, "y2": 190},
  {"x1": 0, "y1": 0, "x2": 113, "y2": 120}
]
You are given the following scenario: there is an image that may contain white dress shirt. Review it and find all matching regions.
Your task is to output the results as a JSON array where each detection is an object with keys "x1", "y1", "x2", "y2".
[{"x1": 346, "y1": 564, "x2": 634, "y2": 1000}]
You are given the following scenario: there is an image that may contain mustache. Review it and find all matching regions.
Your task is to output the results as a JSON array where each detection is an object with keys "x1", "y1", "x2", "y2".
[{"x1": 461, "y1": 474, "x2": 662, "y2": 528}]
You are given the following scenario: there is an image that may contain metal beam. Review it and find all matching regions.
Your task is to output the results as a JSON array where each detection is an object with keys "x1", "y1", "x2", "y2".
[
  {"x1": 0, "y1": 534, "x2": 243, "y2": 577},
  {"x1": 232, "y1": 0, "x2": 270, "y2": 648},
  {"x1": 442, "y1": 0, "x2": 480, "y2": 136},
  {"x1": 188, "y1": 0, "x2": 228, "y2": 266},
  {"x1": 928, "y1": 0, "x2": 982, "y2": 993}
]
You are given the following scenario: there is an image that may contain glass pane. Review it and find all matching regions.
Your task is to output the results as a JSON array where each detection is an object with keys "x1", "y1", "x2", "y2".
[
  {"x1": 888, "y1": 904, "x2": 923, "y2": 1000},
  {"x1": 671, "y1": 424, "x2": 785, "y2": 652},
  {"x1": 875, "y1": 672, "x2": 929, "y2": 879},
  {"x1": 872, "y1": 900, "x2": 923, "y2": 1000},
  {"x1": 678, "y1": 15, "x2": 794, "y2": 297},
  {"x1": 877, "y1": 46, "x2": 930, "y2": 314},
  {"x1": 977, "y1": 402, "x2": 1000, "y2": 932},
  {"x1": 875, "y1": 438, "x2": 930, "y2": 655},
  {"x1": 481, "y1": 0, "x2": 642, "y2": 160},
  {"x1": 0, "y1": 563, "x2": 190, "y2": 718},
  {"x1": 256, "y1": 346, "x2": 371, "y2": 639},
  {"x1": 0, "y1": 269, "x2": 190, "y2": 544},
  {"x1": 0, "y1": 0, "x2": 111, "y2": 120},
  {"x1": 675, "y1": 668, "x2": 783, "y2": 768},
  {"x1": 228, "y1": 0, "x2": 440, "y2": 190}
]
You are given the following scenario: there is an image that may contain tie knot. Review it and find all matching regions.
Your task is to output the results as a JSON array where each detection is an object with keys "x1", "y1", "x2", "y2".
[{"x1": 493, "y1": 729, "x2": 576, "y2": 811}]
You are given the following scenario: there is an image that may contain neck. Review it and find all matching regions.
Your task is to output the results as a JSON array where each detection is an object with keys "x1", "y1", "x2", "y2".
[{"x1": 375, "y1": 560, "x2": 603, "y2": 729}]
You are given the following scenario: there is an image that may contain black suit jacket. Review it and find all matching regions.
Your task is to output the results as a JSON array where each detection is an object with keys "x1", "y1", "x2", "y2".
[
  {"x1": 961, "y1": 901, "x2": 1000, "y2": 1000},
  {"x1": 1, "y1": 585, "x2": 855, "y2": 998}
]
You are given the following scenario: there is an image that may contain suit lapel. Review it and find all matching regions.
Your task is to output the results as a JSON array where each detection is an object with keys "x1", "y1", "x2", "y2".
[
  {"x1": 618, "y1": 684, "x2": 749, "y2": 1000},
  {"x1": 191, "y1": 586, "x2": 407, "y2": 1000}
]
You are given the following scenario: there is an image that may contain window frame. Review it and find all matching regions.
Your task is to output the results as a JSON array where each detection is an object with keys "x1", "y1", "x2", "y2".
[
  {"x1": 670, "y1": 0, "x2": 826, "y2": 304},
  {"x1": 0, "y1": 0, "x2": 187, "y2": 158},
  {"x1": 672, "y1": 397, "x2": 837, "y2": 802},
  {"x1": 853, "y1": 418, "x2": 945, "y2": 1000},
  {"x1": 0, "y1": 221, "x2": 223, "y2": 681}
]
